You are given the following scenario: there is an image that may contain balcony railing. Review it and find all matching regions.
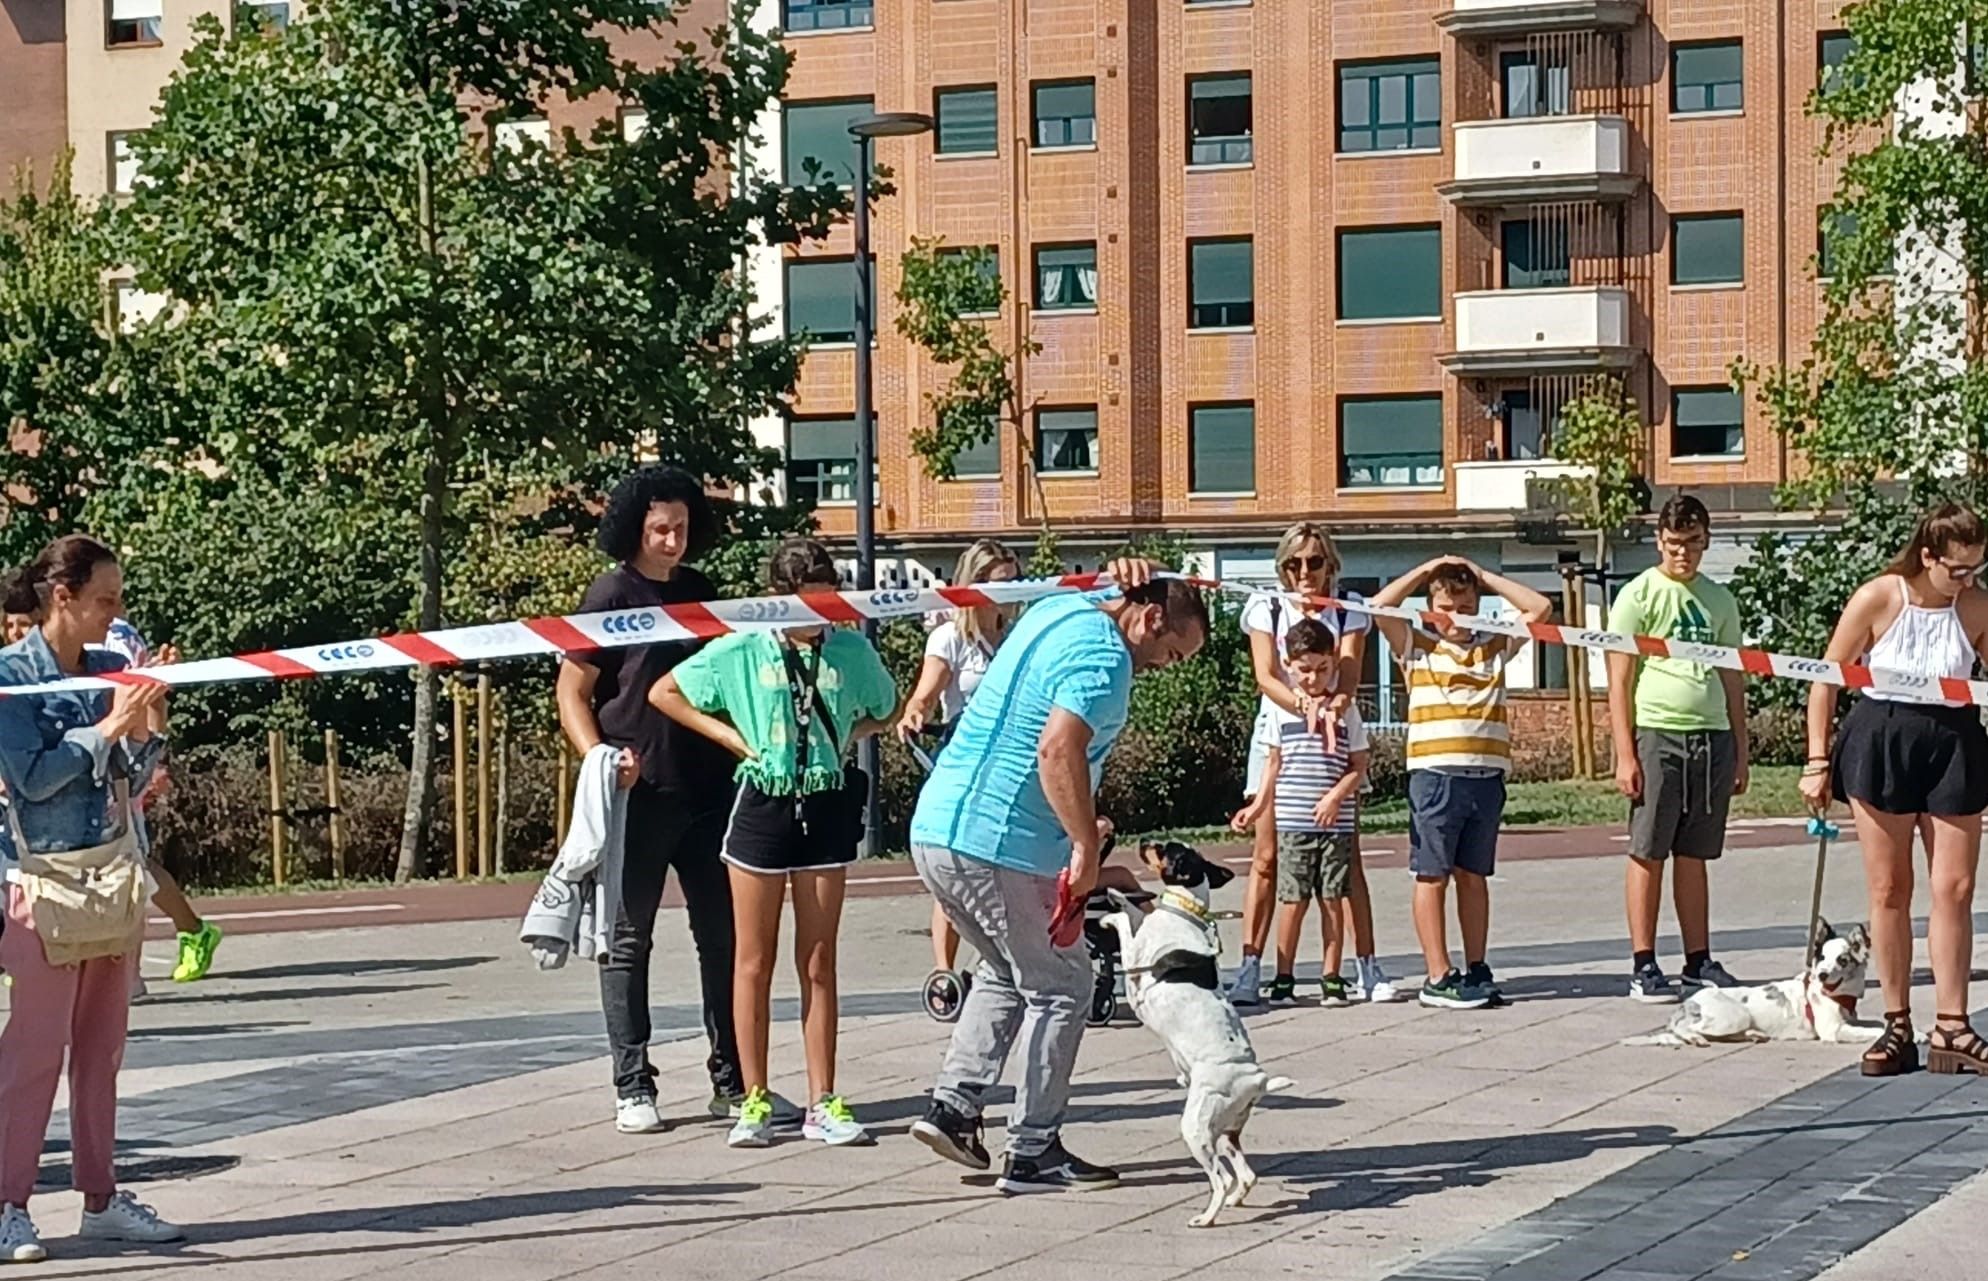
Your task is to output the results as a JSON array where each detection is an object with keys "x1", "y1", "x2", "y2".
[
  {"x1": 1189, "y1": 134, "x2": 1253, "y2": 166},
  {"x1": 1440, "y1": 114, "x2": 1638, "y2": 206},
  {"x1": 1453, "y1": 459, "x2": 1597, "y2": 511},
  {"x1": 1441, "y1": 286, "x2": 1634, "y2": 375},
  {"x1": 1435, "y1": 0, "x2": 1643, "y2": 36}
]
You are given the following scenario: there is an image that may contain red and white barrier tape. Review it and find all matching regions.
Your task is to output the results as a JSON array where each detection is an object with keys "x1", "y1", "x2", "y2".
[{"x1": 2, "y1": 571, "x2": 1970, "y2": 707}]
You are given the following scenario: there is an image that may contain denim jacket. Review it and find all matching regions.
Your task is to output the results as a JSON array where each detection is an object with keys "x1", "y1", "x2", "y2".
[{"x1": 0, "y1": 629, "x2": 163, "y2": 871}]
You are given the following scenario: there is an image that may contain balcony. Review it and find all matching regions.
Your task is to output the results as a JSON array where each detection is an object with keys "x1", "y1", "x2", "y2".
[
  {"x1": 1440, "y1": 286, "x2": 1634, "y2": 375},
  {"x1": 1434, "y1": 0, "x2": 1642, "y2": 36},
  {"x1": 1453, "y1": 459, "x2": 1596, "y2": 511},
  {"x1": 1439, "y1": 115, "x2": 1638, "y2": 206}
]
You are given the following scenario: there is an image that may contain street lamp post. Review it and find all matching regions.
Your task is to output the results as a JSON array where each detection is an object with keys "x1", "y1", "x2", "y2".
[{"x1": 847, "y1": 110, "x2": 932, "y2": 857}]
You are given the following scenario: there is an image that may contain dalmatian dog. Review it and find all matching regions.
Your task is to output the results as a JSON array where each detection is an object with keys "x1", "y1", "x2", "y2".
[{"x1": 1623, "y1": 921, "x2": 1882, "y2": 1047}]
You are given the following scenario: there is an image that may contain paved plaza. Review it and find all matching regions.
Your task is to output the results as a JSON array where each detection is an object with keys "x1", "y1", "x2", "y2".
[{"x1": 11, "y1": 829, "x2": 1988, "y2": 1280}]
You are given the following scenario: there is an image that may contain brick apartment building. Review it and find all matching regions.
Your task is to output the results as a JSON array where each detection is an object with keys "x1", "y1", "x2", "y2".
[{"x1": 2, "y1": 0, "x2": 1863, "y2": 701}]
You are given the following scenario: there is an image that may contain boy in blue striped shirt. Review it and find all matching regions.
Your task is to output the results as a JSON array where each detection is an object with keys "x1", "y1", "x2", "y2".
[{"x1": 1230, "y1": 618, "x2": 1370, "y2": 1004}]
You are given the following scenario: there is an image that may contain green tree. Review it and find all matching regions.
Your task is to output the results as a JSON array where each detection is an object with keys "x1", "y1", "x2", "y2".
[
  {"x1": 114, "y1": 0, "x2": 847, "y2": 879},
  {"x1": 1539, "y1": 375, "x2": 1648, "y2": 547},
  {"x1": 1733, "y1": 0, "x2": 1988, "y2": 709},
  {"x1": 0, "y1": 152, "x2": 137, "y2": 570},
  {"x1": 894, "y1": 239, "x2": 1062, "y2": 570}
]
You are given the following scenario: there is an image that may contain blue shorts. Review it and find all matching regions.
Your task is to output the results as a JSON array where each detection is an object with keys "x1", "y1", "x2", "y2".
[{"x1": 1408, "y1": 770, "x2": 1506, "y2": 879}]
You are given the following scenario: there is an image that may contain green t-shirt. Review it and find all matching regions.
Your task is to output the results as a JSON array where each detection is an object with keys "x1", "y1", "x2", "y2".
[
  {"x1": 670, "y1": 629, "x2": 898, "y2": 796},
  {"x1": 1608, "y1": 567, "x2": 1742, "y2": 731}
]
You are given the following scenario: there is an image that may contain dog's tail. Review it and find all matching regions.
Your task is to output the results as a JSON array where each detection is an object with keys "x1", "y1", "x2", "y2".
[{"x1": 1618, "y1": 1032, "x2": 1686, "y2": 1047}]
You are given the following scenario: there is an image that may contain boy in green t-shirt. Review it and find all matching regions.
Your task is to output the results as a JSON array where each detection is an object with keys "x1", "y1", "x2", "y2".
[{"x1": 1605, "y1": 495, "x2": 1750, "y2": 1005}]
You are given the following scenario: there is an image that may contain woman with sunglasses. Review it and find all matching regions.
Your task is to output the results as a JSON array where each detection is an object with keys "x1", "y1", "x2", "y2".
[
  {"x1": 1803, "y1": 502, "x2": 1988, "y2": 1077},
  {"x1": 1229, "y1": 522, "x2": 1398, "y2": 1006}
]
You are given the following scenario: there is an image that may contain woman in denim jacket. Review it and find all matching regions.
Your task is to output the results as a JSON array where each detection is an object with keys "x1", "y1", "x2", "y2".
[{"x1": 0, "y1": 536, "x2": 182, "y2": 1263}]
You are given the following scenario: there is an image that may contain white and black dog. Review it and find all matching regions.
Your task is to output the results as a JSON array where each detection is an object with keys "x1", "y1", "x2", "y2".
[
  {"x1": 1102, "y1": 842, "x2": 1294, "y2": 1228},
  {"x1": 1623, "y1": 920, "x2": 1881, "y2": 1047}
]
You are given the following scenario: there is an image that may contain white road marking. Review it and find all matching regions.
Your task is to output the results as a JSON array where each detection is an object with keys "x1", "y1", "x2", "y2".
[{"x1": 150, "y1": 903, "x2": 409, "y2": 925}]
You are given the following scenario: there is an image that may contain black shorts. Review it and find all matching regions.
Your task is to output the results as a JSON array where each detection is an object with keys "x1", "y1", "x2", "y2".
[
  {"x1": 720, "y1": 780, "x2": 863, "y2": 876},
  {"x1": 1833, "y1": 698, "x2": 1988, "y2": 817},
  {"x1": 1628, "y1": 730, "x2": 1736, "y2": 861}
]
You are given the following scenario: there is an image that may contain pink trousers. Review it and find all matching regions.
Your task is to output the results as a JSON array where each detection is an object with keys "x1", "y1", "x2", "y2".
[{"x1": 0, "y1": 884, "x2": 134, "y2": 1207}]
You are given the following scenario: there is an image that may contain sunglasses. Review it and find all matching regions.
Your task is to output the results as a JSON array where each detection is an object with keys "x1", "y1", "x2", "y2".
[
  {"x1": 1281, "y1": 555, "x2": 1329, "y2": 574},
  {"x1": 1939, "y1": 557, "x2": 1986, "y2": 582}
]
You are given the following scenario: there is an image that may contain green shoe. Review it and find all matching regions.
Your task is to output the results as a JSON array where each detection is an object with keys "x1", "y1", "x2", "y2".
[
  {"x1": 1320, "y1": 975, "x2": 1352, "y2": 1007},
  {"x1": 1268, "y1": 973, "x2": 1297, "y2": 1003},
  {"x1": 172, "y1": 921, "x2": 222, "y2": 983}
]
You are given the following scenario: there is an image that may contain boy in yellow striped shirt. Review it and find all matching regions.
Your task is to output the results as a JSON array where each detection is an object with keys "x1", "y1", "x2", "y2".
[{"x1": 1370, "y1": 557, "x2": 1554, "y2": 1010}]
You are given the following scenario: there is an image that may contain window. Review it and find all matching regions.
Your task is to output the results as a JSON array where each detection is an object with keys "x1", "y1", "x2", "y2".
[
  {"x1": 1188, "y1": 74, "x2": 1252, "y2": 166},
  {"x1": 1036, "y1": 407, "x2": 1099, "y2": 474},
  {"x1": 620, "y1": 108, "x2": 649, "y2": 142},
  {"x1": 1340, "y1": 396, "x2": 1444, "y2": 488},
  {"x1": 1338, "y1": 226, "x2": 1441, "y2": 321},
  {"x1": 1501, "y1": 220, "x2": 1570, "y2": 290},
  {"x1": 1190, "y1": 403, "x2": 1255, "y2": 493},
  {"x1": 1034, "y1": 243, "x2": 1098, "y2": 311},
  {"x1": 782, "y1": 0, "x2": 873, "y2": 32},
  {"x1": 1819, "y1": 31, "x2": 1856, "y2": 96},
  {"x1": 783, "y1": 98, "x2": 871, "y2": 187},
  {"x1": 108, "y1": 132, "x2": 140, "y2": 195},
  {"x1": 109, "y1": 280, "x2": 166, "y2": 334},
  {"x1": 1819, "y1": 208, "x2": 1892, "y2": 279},
  {"x1": 939, "y1": 246, "x2": 1002, "y2": 315},
  {"x1": 1672, "y1": 212, "x2": 1744, "y2": 286},
  {"x1": 1672, "y1": 387, "x2": 1743, "y2": 458},
  {"x1": 493, "y1": 118, "x2": 551, "y2": 156},
  {"x1": 1501, "y1": 389, "x2": 1546, "y2": 460},
  {"x1": 950, "y1": 420, "x2": 1002, "y2": 478},
  {"x1": 1672, "y1": 41, "x2": 1743, "y2": 113},
  {"x1": 935, "y1": 86, "x2": 998, "y2": 156},
  {"x1": 1189, "y1": 238, "x2": 1253, "y2": 328},
  {"x1": 107, "y1": 0, "x2": 162, "y2": 46},
  {"x1": 1501, "y1": 49, "x2": 1570, "y2": 119},
  {"x1": 785, "y1": 256, "x2": 876, "y2": 344},
  {"x1": 1338, "y1": 58, "x2": 1440, "y2": 153},
  {"x1": 1032, "y1": 80, "x2": 1096, "y2": 149},
  {"x1": 788, "y1": 416, "x2": 874, "y2": 505},
  {"x1": 235, "y1": 1, "x2": 290, "y2": 31}
]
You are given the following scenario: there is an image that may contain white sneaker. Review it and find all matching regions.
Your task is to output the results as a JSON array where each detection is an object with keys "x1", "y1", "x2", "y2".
[
  {"x1": 1228, "y1": 955, "x2": 1263, "y2": 1006},
  {"x1": 78, "y1": 1191, "x2": 183, "y2": 1244},
  {"x1": 0, "y1": 1205, "x2": 46, "y2": 1263},
  {"x1": 1357, "y1": 957, "x2": 1400, "y2": 1004},
  {"x1": 614, "y1": 1095, "x2": 666, "y2": 1135},
  {"x1": 802, "y1": 1096, "x2": 872, "y2": 1147}
]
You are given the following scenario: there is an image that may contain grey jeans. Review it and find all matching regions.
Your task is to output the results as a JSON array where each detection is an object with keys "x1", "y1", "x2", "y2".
[{"x1": 913, "y1": 843, "x2": 1091, "y2": 1158}]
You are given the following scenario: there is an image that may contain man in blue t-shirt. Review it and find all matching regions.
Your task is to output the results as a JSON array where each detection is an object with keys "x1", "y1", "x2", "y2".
[{"x1": 908, "y1": 566, "x2": 1209, "y2": 1194}]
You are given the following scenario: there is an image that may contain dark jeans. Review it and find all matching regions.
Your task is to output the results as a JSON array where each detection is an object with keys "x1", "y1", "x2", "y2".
[{"x1": 600, "y1": 783, "x2": 741, "y2": 1101}]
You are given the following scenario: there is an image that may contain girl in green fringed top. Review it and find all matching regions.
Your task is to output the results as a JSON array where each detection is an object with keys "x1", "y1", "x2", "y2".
[{"x1": 650, "y1": 537, "x2": 899, "y2": 1149}]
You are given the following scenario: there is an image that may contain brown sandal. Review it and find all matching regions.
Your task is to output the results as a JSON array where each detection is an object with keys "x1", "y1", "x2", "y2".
[
  {"x1": 1862, "y1": 1010, "x2": 1919, "y2": 1077},
  {"x1": 1927, "y1": 1018, "x2": 1988, "y2": 1075}
]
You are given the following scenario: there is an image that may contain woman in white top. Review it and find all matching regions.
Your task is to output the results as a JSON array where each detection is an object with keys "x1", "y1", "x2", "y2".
[
  {"x1": 1230, "y1": 522, "x2": 1399, "y2": 1006},
  {"x1": 896, "y1": 539, "x2": 1021, "y2": 973},
  {"x1": 1803, "y1": 503, "x2": 1988, "y2": 1077}
]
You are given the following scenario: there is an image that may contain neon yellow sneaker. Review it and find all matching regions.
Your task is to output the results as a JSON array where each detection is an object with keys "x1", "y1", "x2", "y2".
[
  {"x1": 727, "y1": 1087, "x2": 776, "y2": 1148},
  {"x1": 172, "y1": 921, "x2": 223, "y2": 983}
]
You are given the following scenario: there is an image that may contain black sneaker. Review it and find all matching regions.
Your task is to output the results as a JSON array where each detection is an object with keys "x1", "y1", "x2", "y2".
[
  {"x1": 1465, "y1": 961, "x2": 1507, "y2": 1008},
  {"x1": 1628, "y1": 962, "x2": 1682, "y2": 1004},
  {"x1": 1680, "y1": 959, "x2": 1741, "y2": 991},
  {"x1": 995, "y1": 1141, "x2": 1120, "y2": 1194},
  {"x1": 910, "y1": 1099, "x2": 991, "y2": 1172},
  {"x1": 1419, "y1": 969, "x2": 1491, "y2": 1010},
  {"x1": 1268, "y1": 973, "x2": 1297, "y2": 1003}
]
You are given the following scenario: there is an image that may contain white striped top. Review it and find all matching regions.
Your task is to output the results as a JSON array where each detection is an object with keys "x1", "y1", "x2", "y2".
[
  {"x1": 1271, "y1": 707, "x2": 1369, "y2": 834},
  {"x1": 1404, "y1": 626, "x2": 1512, "y2": 773}
]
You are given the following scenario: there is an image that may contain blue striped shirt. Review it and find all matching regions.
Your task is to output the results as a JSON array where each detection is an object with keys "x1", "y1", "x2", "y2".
[{"x1": 1270, "y1": 707, "x2": 1366, "y2": 835}]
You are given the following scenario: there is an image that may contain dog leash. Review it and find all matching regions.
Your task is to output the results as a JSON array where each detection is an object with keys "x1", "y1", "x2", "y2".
[{"x1": 1803, "y1": 814, "x2": 1839, "y2": 970}]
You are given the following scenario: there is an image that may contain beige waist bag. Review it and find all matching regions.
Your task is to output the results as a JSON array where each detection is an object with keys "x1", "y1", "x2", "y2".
[{"x1": 12, "y1": 781, "x2": 146, "y2": 967}]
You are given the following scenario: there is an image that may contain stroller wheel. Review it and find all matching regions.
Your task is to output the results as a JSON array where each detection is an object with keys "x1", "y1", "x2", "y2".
[
  {"x1": 1087, "y1": 985, "x2": 1117, "y2": 1027},
  {"x1": 923, "y1": 969, "x2": 968, "y2": 1023}
]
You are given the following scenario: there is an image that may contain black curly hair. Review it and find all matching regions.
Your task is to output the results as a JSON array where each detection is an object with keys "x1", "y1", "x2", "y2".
[
  {"x1": 596, "y1": 465, "x2": 719, "y2": 565},
  {"x1": 2, "y1": 569, "x2": 39, "y2": 619}
]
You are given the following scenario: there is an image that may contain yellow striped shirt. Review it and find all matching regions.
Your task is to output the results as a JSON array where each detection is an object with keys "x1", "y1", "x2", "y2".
[{"x1": 1404, "y1": 627, "x2": 1511, "y2": 772}]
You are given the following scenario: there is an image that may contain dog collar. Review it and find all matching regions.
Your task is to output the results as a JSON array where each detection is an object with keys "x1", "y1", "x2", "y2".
[
  {"x1": 1159, "y1": 888, "x2": 1211, "y2": 923},
  {"x1": 1803, "y1": 976, "x2": 1860, "y2": 1026}
]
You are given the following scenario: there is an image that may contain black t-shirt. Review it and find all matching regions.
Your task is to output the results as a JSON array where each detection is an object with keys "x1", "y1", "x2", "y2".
[{"x1": 574, "y1": 564, "x2": 735, "y2": 799}]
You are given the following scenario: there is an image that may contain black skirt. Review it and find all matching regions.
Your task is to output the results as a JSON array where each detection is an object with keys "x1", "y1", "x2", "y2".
[{"x1": 1833, "y1": 697, "x2": 1988, "y2": 816}]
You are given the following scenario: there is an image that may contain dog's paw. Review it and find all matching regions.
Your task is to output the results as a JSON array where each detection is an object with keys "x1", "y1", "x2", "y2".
[{"x1": 1188, "y1": 1213, "x2": 1219, "y2": 1229}]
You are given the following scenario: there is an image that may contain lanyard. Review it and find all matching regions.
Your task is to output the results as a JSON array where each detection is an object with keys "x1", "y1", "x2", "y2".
[{"x1": 778, "y1": 639, "x2": 827, "y2": 824}]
